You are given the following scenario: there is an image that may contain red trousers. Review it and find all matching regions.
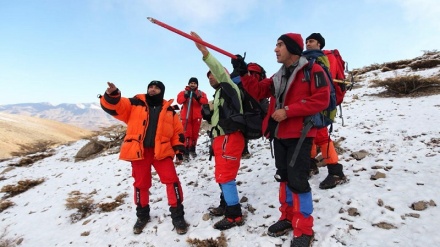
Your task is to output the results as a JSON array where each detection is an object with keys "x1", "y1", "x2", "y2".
[
  {"x1": 212, "y1": 131, "x2": 244, "y2": 183},
  {"x1": 182, "y1": 118, "x2": 202, "y2": 148},
  {"x1": 130, "y1": 148, "x2": 183, "y2": 207}
]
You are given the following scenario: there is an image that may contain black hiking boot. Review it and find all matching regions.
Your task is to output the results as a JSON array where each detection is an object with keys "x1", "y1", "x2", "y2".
[
  {"x1": 241, "y1": 150, "x2": 251, "y2": 159},
  {"x1": 267, "y1": 219, "x2": 292, "y2": 237},
  {"x1": 319, "y1": 174, "x2": 348, "y2": 189},
  {"x1": 213, "y1": 204, "x2": 243, "y2": 230},
  {"x1": 133, "y1": 205, "x2": 150, "y2": 234},
  {"x1": 213, "y1": 216, "x2": 244, "y2": 230},
  {"x1": 133, "y1": 217, "x2": 150, "y2": 234},
  {"x1": 170, "y1": 205, "x2": 188, "y2": 235},
  {"x1": 319, "y1": 163, "x2": 348, "y2": 189},
  {"x1": 189, "y1": 146, "x2": 197, "y2": 158},
  {"x1": 183, "y1": 153, "x2": 190, "y2": 162},
  {"x1": 308, "y1": 158, "x2": 319, "y2": 179},
  {"x1": 172, "y1": 217, "x2": 189, "y2": 235},
  {"x1": 290, "y1": 233, "x2": 314, "y2": 247},
  {"x1": 209, "y1": 191, "x2": 227, "y2": 216},
  {"x1": 209, "y1": 205, "x2": 226, "y2": 216}
]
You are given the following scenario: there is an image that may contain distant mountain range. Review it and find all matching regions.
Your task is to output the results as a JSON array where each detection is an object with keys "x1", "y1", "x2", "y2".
[{"x1": 0, "y1": 102, "x2": 119, "y2": 130}]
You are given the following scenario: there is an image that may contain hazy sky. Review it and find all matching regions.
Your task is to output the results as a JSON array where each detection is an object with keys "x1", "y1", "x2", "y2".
[{"x1": 1, "y1": 0, "x2": 439, "y2": 105}]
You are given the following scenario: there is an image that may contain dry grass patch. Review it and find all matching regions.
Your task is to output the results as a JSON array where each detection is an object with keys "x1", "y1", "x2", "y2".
[
  {"x1": 97, "y1": 192, "x2": 128, "y2": 212},
  {"x1": 187, "y1": 232, "x2": 228, "y2": 247},
  {"x1": 371, "y1": 75, "x2": 440, "y2": 97},
  {"x1": 0, "y1": 227, "x2": 23, "y2": 247},
  {"x1": 10, "y1": 140, "x2": 56, "y2": 157},
  {"x1": 0, "y1": 200, "x2": 15, "y2": 213},
  {"x1": 0, "y1": 178, "x2": 45, "y2": 199},
  {"x1": 65, "y1": 190, "x2": 96, "y2": 223},
  {"x1": 409, "y1": 59, "x2": 440, "y2": 70}
]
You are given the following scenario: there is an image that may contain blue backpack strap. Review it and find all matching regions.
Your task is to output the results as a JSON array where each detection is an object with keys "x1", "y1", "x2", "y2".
[{"x1": 303, "y1": 58, "x2": 316, "y2": 82}]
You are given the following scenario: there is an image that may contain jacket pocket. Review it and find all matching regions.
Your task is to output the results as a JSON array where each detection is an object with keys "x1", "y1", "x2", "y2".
[{"x1": 120, "y1": 134, "x2": 143, "y2": 160}]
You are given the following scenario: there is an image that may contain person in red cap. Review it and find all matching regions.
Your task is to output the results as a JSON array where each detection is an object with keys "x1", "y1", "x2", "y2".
[
  {"x1": 177, "y1": 77, "x2": 208, "y2": 160},
  {"x1": 100, "y1": 80, "x2": 188, "y2": 235},
  {"x1": 304, "y1": 33, "x2": 348, "y2": 189},
  {"x1": 233, "y1": 33, "x2": 331, "y2": 246}
]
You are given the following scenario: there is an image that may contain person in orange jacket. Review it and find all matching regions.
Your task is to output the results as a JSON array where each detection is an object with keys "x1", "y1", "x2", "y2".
[
  {"x1": 176, "y1": 77, "x2": 208, "y2": 160},
  {"x1": 100, "y1": 80, "x2": 188, "y2": 235}
]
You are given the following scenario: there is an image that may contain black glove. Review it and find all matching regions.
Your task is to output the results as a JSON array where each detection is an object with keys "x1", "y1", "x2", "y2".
[
  {"x1": 176, "y1": 153, "x2": 183, "y2": 161},
  {"x1": 231, "y1": 54, "x2": 248, "y2": 76},
  {"x1": 184, "y1": 91, "x2": 190, "y2": 98},
  {"x1": 194, "y1": 90, "x2": 202, "y2": 101}
]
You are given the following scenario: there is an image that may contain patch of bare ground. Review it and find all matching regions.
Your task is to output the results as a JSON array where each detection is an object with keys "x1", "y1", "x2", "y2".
[{"x1": 0, "y1": 112, "x2": 93, "y2": 159}]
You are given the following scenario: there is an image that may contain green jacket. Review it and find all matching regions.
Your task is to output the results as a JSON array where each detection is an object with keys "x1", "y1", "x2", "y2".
[{"x1": 203, "y1": 53, "x2": 243, "y2": 137}]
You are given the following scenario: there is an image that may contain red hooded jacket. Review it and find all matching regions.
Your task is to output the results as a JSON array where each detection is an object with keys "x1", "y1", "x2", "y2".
[
  {"x1": 176, "y1": 87, "x2": 208, "y2": 120},
  {"x1": 241, "y1": 56, "x2": 330, "y2": 139}
]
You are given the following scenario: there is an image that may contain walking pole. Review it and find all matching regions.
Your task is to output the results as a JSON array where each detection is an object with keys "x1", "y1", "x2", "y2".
[
  {"x1": 147, "y1": 17, "x2": 237, "y2": 59},
  {"x1": 184, "y1": 91, "x2": 193, "y2": 132},
  {"x1": 184, "y1": 91, "x2": 193, "y2": 156}
]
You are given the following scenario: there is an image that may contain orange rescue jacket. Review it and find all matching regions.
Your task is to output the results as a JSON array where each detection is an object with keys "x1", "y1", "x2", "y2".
[{"x1": 100, "y1": 93, "x2": 185, "y2": 161}]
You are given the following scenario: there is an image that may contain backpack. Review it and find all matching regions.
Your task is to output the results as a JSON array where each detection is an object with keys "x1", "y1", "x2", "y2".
[
  {"x1": 303, "y1": 58, "x2": 337, "y2": 129},
  {"x1": 323, "y1": 49, "x2": 347, "y2": 105},
  {"x1": 216, "y1": 82, "x2": 265, "y2": 140}
]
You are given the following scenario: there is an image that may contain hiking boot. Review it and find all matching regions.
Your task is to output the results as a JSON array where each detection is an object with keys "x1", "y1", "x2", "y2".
[
  {"x1": 172, "y1": 217, "x2": 189, "y2": 235},
  {"x1": 133, "y1": 217, "x2": 150, "y2": 234},
  {"x1": 189, "y1": 151, "x2": 197, "y2": 158},
  {"x1": 183, "y1": 153, "x2": 190, "y2": 162},
  {"x1": 170, "y1": 205, "x2": 188, "y2": 235},
  {"x1": 308, "y1": 158, "x2": 319, "y2": 179},
  {"x1": 208, "y1": 205, "x2": 225, "y2": 217},
  {"x1": 213, "y1": 216, "x2": 244, "y2": 230},
  {"x1": 319, "y1": 174, "x2": 348, "y2": 189},
  {"x1": 242, "y1": 151, "x2": 251, "y2": 159},
  {"x1": 267, "y1": 219, "x2": 292, "y2": 237},
  {"x1": 290, "y1": 233, "x2": 314, "y2": 247}
]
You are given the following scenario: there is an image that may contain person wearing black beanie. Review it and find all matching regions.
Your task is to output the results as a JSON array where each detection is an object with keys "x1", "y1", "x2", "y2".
[
  {"x1": 306, "y1": 33, "x2": 325, "y2": 50},
  {"x1": 100, "y1": 80, "x2": 189, "y2": 235},
  {"x1": 188, "y1": 77, "x2": 198, "y2": 86},
  {"x1": 177, "y1": 76, "x2": 208, "y2": 160}
]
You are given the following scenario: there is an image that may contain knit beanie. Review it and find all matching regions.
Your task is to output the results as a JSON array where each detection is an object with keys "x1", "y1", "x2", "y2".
[
  {"x1": 306, "y1": 33, "x2": 325, "y2": 49},
  {"x1": 188, "y1": 77, "x2": 198, "y2": 85},
  {"x1": 147, "y1": 80, "x2": 165, "y2": 105},
  {"x1": 278, "y1": 33, "x2": 304, "y2": 56}
]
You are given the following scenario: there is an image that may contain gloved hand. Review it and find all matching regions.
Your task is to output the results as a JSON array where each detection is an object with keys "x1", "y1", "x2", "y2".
[
  {"x1": 184, "y1": 88, "x2": 193, "y2": 99},
  {"x1": 194, "y1": 90, "x2": 202, "y2": 101},
  {"x1": 231, "y1": 54, "x2": 248, "y2": 76},
  {"x1": 175, "y1": 153, "x2": 183, "y2": 165}
]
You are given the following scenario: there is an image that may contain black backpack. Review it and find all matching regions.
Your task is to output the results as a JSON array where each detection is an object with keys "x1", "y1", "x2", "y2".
[{"x1": 216, "y1": 82, "x2": 265, "y2": 140}]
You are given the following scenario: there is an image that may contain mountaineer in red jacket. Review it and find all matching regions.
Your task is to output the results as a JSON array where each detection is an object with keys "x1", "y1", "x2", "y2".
[
  {"x1": 234, "y1": 33, "x2": 330, "y2": 246},
  {"x1": 304, "y1": 32, "x2": 348, "y2": 189},
  {"x1": 100, "y1": 80, "x2": 188, "y2": 235},
  {"x1": 176, "y1": 77, "x2": 208, "y2": 160}
]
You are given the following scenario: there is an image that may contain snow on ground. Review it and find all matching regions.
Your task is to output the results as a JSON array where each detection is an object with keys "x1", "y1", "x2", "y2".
[{"x1": 1, "y1": 66, "x2": 439, "y2": 247}]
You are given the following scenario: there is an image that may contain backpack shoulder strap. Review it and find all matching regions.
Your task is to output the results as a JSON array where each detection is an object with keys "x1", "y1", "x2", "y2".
[{"x1": 219, "y1": 82, "x2": 242, "y2": 113}]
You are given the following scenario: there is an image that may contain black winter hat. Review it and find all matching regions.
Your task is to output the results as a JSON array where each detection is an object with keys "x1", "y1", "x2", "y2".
[
  {"x1": 306, "y1": 33, "x2": 325, "y2": 49},
  {"x1": 148, "y1": 80, "x2": 165, "y2": 96},
  {"x1": 188, "y1": 77, "x2": 198, "y2": 85}
]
